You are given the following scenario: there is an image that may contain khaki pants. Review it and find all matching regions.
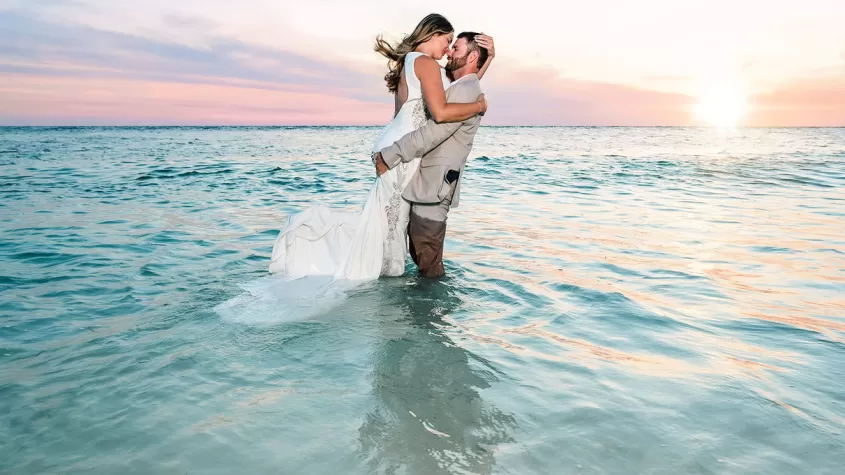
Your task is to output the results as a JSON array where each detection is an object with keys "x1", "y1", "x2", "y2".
[{"x1": 407, "y1": 180, "x2": 456, "y2": 278}]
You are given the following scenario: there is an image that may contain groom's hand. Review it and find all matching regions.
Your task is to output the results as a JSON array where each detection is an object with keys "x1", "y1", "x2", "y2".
[{"x1": 374, "y1": 152, "x2": 389, "y2": 176}]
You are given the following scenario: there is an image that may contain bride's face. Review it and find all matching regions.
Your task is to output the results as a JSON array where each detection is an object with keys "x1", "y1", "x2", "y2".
[{"x1": 428, "y1": 32, "x2": 454, "y2": 60}]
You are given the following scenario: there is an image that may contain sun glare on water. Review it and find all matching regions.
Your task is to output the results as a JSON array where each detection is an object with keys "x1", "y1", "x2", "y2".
[{"x1": 695, "y1": 83, "x2": 748, "y2": 128}]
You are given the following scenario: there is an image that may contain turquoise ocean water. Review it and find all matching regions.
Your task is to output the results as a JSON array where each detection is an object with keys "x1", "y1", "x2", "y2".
[{"x1": 1, "y1": 126, "x2": 844, "y2": 474}]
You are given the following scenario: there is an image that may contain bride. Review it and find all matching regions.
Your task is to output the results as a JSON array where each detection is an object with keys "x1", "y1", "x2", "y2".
[{"x1": 269, "y1": 14, "x2": 494, "y2": 281}]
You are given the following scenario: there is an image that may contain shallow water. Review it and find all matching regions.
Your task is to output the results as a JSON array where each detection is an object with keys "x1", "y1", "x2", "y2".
[{"x1": 1, "y1": 126, "x2": 844, "y2": 474}]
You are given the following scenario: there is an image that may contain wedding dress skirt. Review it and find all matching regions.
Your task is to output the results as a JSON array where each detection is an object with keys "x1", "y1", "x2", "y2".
[{"x1": 269, "y1": 52, "x2": 446, "y2": 280}]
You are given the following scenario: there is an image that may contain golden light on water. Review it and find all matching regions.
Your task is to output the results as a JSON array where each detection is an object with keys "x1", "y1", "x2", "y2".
[{"x1": 694, "y1": 83, "x2": 748, "y2": 128}]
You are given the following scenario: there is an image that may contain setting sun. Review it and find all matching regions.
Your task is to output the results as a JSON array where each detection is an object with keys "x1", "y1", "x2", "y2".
[{"x1": 694, "y1": 84, "x2": 748, "y2": 128}]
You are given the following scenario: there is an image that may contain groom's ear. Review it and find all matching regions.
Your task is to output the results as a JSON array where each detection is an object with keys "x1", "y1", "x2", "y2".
[{"x1": 468, "y1": 50, "x2": 480, "y2": 68}]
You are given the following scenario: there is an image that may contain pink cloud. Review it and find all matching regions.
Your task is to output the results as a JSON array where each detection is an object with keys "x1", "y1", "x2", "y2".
[
  {"x1": 0, "y1": 73, "x2": 393, "y2": 125},
  {"x1": 748, "y1": 76, "x2": 845, "y2": 127},
  {"x1": 2, "y1": 64, "x2": 844, "y2": 127},
  {"x1": 481, "y1": 67, "x2": 695, "y2": 126}
]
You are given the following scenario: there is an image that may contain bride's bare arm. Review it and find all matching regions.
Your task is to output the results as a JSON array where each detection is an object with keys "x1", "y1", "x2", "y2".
[
  {"x1": 416, "y1": 56, "x2": 485, "y2": 123},
  {"x1": 475, "y1": 34, "x2": 495, "y2": 80}
]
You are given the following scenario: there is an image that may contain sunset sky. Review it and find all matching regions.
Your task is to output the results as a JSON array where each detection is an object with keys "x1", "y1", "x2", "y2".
[{"x1": 1, "y1": 0, "x2": 843, "y2": 126}]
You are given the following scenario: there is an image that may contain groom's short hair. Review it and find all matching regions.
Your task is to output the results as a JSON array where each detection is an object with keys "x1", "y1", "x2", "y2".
[{"x1": 457, "y1": 31, "x2": 488, "y2": 69}]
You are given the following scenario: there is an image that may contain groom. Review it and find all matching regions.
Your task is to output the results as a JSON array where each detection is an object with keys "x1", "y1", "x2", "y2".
[{"x1": 374, "y1": 32, "x2": 488, "y2": 278}]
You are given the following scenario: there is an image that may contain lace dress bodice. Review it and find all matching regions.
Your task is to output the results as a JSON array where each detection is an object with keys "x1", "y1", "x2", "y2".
[{"x1": 372, "y1": 52, "x2": 452, "y2": 152}]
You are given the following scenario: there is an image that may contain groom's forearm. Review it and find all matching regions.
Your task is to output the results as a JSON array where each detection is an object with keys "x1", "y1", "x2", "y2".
[
  {"x1": 381, "y1": 82, "x2": 477, "y2": 169},
  {"x1": 380, "y1": 120, "x2": 462, "y2": 169}
]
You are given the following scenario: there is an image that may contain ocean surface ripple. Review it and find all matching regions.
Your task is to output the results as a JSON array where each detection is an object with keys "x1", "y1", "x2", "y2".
[{"x1": 1, "y1": 126, "x2": 844, "y2": 474}]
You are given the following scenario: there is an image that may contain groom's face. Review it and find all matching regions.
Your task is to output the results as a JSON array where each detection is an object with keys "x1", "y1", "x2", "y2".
[{"x1": 446, "y1": 38, "x2": 470, "y2": 72}]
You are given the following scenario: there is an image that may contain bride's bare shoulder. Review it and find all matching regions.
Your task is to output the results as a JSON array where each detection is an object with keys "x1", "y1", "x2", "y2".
[
  {"x1": 413, "y1": 54, "x2": 436, "y2": 66},
  {"x1": 413, "y1": 55, "x2": 439, "y2": 77}
]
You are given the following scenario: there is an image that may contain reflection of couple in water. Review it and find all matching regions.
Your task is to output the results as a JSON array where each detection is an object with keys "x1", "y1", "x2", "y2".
[{"x1": 357, "y1": 279, "x2": 517, "y2": 473}]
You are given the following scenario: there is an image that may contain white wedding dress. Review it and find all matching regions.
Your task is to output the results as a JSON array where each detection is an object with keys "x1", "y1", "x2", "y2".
[{"x1": 269, "y1": 52, "x2": 451, "y2": 280}]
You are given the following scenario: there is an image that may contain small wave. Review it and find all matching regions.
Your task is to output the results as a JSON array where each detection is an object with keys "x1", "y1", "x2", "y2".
[
  {"x1": 776, "y1": 174, "x2": 835, "y2": 188},
  {"x1": 136, "y1": 166, "x2": 235, "y2": 181},
  {"x1": 8, "y1": 251, "x2": 81, "y2": 265}
]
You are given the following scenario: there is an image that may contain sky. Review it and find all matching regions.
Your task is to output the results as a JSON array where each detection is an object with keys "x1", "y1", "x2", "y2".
[{"x1": 0, "y1": 0, "x2": 843, "y2": 126}]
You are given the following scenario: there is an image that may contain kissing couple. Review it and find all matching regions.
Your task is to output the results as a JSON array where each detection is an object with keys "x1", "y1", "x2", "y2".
[{"x1": 270, "y1": 14, "x2": 494, "y2": 280}]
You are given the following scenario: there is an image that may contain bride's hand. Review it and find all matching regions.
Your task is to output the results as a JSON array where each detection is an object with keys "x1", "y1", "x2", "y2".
[
  {"x1": 477, "y1": 94, "x2": 487, "y2": 116},
  {"x1": 475, "y1": 34, "x2": 495, "y2": 58}
]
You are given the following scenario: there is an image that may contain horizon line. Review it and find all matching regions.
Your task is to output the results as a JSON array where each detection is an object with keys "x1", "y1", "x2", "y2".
[{"x1": 2, "y1": 125, "x2": 844, "y2": 129}]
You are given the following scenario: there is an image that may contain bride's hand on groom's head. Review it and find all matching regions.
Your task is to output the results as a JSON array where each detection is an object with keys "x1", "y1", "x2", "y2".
[{"x1": 475, "y1": 34, "x2": 494, "y2": 58}]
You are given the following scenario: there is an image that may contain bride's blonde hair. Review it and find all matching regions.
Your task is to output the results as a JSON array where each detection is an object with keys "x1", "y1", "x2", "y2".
[{"x1": 374, "y1": 13, "x2": 454, "y2": 93}]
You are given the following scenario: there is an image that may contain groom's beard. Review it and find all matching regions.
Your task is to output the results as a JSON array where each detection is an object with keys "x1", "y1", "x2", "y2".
[{"x1": 446, "y1": 54, "x2": 468, "y2": 72}]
